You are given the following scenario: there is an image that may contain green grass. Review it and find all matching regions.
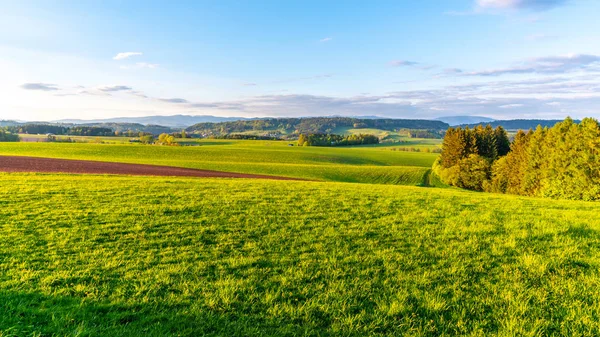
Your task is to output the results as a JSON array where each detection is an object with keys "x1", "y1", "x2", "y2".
[
  {"x1": 0, "y1": 142, "x2": 438, "y2": 185},
  {"x1": 2, "y1": 173, "x2": 600, "y2": 336}
]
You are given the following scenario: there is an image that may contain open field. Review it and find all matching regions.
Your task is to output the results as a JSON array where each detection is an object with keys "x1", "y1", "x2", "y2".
[
  {"x1": 2, "y1": 174, "x2": 600, "y2": 336},
  {"x1": 0, "y1": 156, "x2": 301, "y2": 180},
  {"x1": 0, "y1": 141, "x2": 438, "y2": 185}
]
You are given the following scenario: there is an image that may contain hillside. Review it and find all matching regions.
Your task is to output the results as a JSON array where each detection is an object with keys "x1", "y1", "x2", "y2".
[
  {"x1": 2, "y1": 174, "x2": 599, "y2": 336},
  {"x1": 186, "y1": 117, "x2": 449, "y2": 136}
]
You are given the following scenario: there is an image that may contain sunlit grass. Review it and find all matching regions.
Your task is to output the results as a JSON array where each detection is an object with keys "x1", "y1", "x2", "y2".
[{"x1": 1, "y1": 173, "x2": 600, "y2": 336}]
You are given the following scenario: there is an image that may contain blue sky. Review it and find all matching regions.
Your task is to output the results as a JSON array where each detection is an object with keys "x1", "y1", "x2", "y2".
[{"x1": 1, "y1": 0, "x2": 599, "y2": 121}]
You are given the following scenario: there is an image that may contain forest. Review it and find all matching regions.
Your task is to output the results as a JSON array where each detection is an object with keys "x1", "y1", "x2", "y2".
[
  {"x1": 434, "y1": 117, "x2": 600, "y2": 201},
  {"x1": 297, "y1": 133, "x2": 379, "y2": 146}
]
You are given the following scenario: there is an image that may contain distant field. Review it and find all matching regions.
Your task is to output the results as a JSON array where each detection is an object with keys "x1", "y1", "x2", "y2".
[
  {"x1": 18, "y1": 134, "x2": 133, "y2": 143},
  {"x1": 2, "y1": 174, "x2": 600, "y2": 336},
  {"x1": 0, "y1": 141, "x2": 438, "y2": 185}
]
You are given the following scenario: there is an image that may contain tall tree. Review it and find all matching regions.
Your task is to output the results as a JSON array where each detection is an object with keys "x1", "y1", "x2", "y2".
[{"x1": 494, "y1": 126, "x2": 511, "y2": 157}]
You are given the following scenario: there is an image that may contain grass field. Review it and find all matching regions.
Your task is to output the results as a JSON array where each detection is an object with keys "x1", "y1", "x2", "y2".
[
  {"x1": 0, "y1": 141, "x2": 438, "y2": 185},
  {"x1": 2, "y1": 174, "x2": 600, "y2": 336}
]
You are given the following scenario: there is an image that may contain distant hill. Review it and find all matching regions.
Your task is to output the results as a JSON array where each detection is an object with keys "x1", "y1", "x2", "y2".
[
  {"x1": 186, "y1": 117, "x2": 449, "y2": 136},
  {"x1": 460, "y1": 119, "x2": 579, "y2": 130},
  {"x1": 53, "y1": 115, "x2": 252, "y2": 128},
  {"x1": 436, "y1": 116, "x2": 495, "y2": 126},
  {"x1": 0, "y1": 120, "x2": 22, "y2": 127}
]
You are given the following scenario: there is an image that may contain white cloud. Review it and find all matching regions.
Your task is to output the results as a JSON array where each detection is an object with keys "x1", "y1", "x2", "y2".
[
  {"x1": 113, "y1": 52, "x2": 143, "y2": 60},
  {"x1": 319, "y1": 37, "x2": 333, "y2": 43}
]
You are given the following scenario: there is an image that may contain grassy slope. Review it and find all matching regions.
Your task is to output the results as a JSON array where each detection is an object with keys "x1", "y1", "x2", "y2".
[
  {"x1": 0, "y1": 142, "x2": 437, "y2": 185},
  {"x1": 1, "y1": 174, "x2": 600, "y2": 336}
]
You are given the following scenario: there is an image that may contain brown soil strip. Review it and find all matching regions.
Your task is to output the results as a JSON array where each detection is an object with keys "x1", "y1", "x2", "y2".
[{"x1": 0, "y1": 155, "x2": 303, "y2": 180}]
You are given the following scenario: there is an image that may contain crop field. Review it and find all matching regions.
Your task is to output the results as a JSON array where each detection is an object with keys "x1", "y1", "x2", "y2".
[
  {"x1": 0, "y1": 141, "x2": 438, "y2": 185},
  {"x1": 1, "y1": 174, "x2": 600, "y2": 336}
]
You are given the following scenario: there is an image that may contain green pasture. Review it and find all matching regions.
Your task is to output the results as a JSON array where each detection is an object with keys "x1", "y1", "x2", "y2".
[
  {"x1": 1, "y1": 174, "x2": 600, "y2": 336},
  {"x1": 0, "y1": 141, "x2": 438, "y2": 184}
]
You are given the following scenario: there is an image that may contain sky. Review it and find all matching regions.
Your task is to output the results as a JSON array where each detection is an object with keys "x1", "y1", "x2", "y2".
[{"x1": 1, "y1": 0, "x2": 599, "y2": 121}]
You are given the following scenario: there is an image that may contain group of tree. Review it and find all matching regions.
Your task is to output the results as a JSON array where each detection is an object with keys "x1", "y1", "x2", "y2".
[
  {"x1": 434, "y1": 117, "x2": 600, "y2": 201},
  {"x1": 407, "y1": 130, "x2": 443, "y2": 139},
  {"x1": 156, "y1": 133, "x2": 177, "y2": 145},
  {"x1": 186, "y1": 117, "x2": 448, "y2": 136},
  {"x1": 0, "y1": 128, "x2": 19, "y2": 142},
  {"x1": 68, "y1": 126, "x2": 113, "y2": 136},
  {"x1": 433, "y1": 125, "x2": 510, "y2": 190},
  {"x1": 297, "y1": 133, "x2": 379, "y2": 146}
]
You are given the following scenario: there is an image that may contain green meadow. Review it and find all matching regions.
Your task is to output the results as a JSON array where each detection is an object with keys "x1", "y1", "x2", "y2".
[
  {"x1": 2, "y1": 174, "x2": 600, "y2": 336},
  {"x1": 0, "y1": 141, "x2": 438, "y2": 185}
]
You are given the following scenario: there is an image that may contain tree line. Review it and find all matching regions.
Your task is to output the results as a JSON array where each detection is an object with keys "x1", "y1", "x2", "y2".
[
  {"x1": 460, "y1": 119, "x2": 578, "y2": 130},
  {"x1": 297, "y1": 133, "x2": 379, "y2": 146},
  {"x1": 212, "y1": 134, "x2": 278, "y2": 140},
  {"x1": 434, "y1": 117, "x2": 600, "y2": 201},
  {"x1": 7, "y1": 124, "x2": 114, "y2": 136}
]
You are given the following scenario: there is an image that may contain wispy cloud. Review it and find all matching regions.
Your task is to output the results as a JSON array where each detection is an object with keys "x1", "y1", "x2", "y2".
[
  {"x1": 21, "y1": 83, "x2": 59, "y2": 91},
  {"x1": 389, "y1": 60, "x2": 419, "y2": 67},
  {"x1": 43, "y1": 72, "x2": 600, "y2": 120},
  {"x1": 499, "y1": 103, "x2": 525, "y2": 108},
  {"x1": 113, "y1": 52, "x2": 143, "y2": 60},
  {"x1": 465, "y1": 54, "x2": 600, "y2": 76},
  {"x1": 447, "y1": 0, "x2": 569, "y2": 16},
  {"x1": 159, "y1": 98, "x2": 189, "y2": 104},
  {"x1": 476, "y1": 0, "x2": 569, "y2": 11},
  {"x1": 97, "y1": 85, "x2": 133, "y2": 92},
  {"x1": 319, "y1": 37, "x2": 333, "y2": 43},
  {"x1": 242, "y1": 82, "x2": 258, "y2": 86},
  {"x1": 389, "y1": 60, "x2": 436, "y2": 71}
]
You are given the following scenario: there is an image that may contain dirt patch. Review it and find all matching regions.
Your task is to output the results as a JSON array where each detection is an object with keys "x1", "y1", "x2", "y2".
[{"x1": 0, "y1": 155, "x2": 303, "y2": 180}]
